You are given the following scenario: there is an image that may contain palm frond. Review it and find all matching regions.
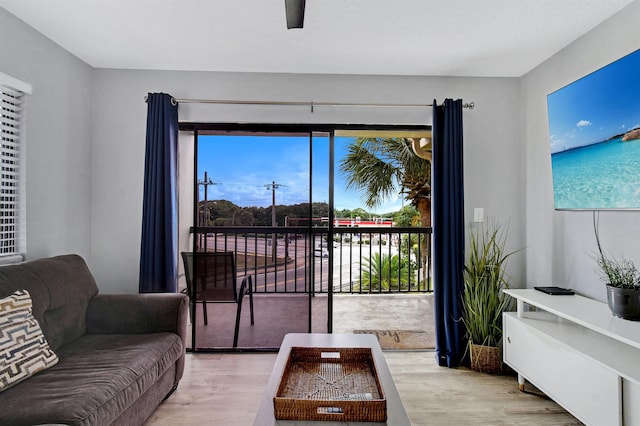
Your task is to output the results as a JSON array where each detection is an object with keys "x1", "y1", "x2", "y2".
[{"x1": 339, "y1": 137, "x2": 430, "y2": 210}]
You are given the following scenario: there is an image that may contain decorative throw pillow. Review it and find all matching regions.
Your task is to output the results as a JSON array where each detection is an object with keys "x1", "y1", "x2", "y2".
[{"x1": 0, "y1": 289, "x2": 58, "y2": 392}]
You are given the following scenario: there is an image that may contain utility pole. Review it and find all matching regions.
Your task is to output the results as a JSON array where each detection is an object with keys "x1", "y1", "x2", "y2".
[
  {"x1": 264, "y1": 181, "x2": 285, "y2": 261},
  {"x1": 198, "y1": 171, "x2": 221, "y2": 250},
  {"x1": 284, "y1": 215, "x2": 289, "y2": 260}
]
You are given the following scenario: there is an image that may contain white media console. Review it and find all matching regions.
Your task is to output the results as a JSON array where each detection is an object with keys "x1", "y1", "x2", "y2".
[{"x1": 503, "y1": 289, "x2": 640, "y2": 426}]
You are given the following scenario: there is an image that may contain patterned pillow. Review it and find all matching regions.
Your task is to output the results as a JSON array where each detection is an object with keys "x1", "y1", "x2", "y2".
[{"x1": 0, "y1": 289, "x2": 58, "y2": 392}]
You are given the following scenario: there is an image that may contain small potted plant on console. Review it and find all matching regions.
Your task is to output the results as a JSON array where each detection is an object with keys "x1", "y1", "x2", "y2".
[{"x1": 594, "y1": 218, "x2": 640, "y2": 320}]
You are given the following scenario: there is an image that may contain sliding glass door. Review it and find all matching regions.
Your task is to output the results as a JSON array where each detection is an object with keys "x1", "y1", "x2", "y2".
[
  {"x1": 178, "y1": 124, "x2": 433, "y2": 352},
  {"x1": 185, "y1": 131, "x2": 331, "y2": 350}
]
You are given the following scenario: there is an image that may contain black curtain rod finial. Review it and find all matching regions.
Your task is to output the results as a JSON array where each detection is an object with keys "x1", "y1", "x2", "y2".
[{"x1": 144, "y1": 94, "x2": 177, "y2": 106}]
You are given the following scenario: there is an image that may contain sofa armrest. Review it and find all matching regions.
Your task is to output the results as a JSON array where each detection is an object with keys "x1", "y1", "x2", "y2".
[{"x1": 86, "y1": 293, "x2": 189, "y2": 344}]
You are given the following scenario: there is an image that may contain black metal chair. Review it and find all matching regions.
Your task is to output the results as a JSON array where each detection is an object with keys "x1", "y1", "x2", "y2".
[{"x1": 181, "y1": 251, "x2": 254, "y2": 347}]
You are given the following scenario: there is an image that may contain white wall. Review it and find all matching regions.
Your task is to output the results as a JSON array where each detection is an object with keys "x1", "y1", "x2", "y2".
[
  {"x1": 91, "y1": 71, "x2": 523, "y2": 293},
  {"x1": 4, "y1": 0, "x2": 640, "y2": 300},
  {"x1": 1, "y1": 6, "x2": 524, "y2": 294},
  {"x1": 0, "y1": 9, "x2": 93, "y2": 263},
  {"x1": 523, "y1": 0, "x2": 640, "y2": 300}
]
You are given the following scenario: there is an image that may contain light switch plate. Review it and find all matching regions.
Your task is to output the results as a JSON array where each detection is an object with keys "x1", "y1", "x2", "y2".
[{"x1": 474, "y1": 208, "x2": 484, "y2": 223}]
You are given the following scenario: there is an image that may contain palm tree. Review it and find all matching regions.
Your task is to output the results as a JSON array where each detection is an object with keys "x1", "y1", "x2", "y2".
[
  {"x1": 359, "y1": 252, "x2": 410, "y2": 291},
  {"x1": 339, "y1": 137, "x2": 431, "y2": 226}
]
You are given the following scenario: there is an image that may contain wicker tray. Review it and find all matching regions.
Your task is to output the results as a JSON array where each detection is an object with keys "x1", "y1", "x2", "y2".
[{"x1": 273, "y1": 347, "x2": 387, "y2": 422}]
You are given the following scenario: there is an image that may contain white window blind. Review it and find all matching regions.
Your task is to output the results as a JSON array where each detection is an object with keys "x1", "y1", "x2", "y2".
[{"x1": 0, "y1": 71, "x2": 31, "y2": 263}]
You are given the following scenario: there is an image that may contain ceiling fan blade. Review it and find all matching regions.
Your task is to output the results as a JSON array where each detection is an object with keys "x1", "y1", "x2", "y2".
[{"x1": 285, "y1": 0, "x2": 306, "y2": 29}]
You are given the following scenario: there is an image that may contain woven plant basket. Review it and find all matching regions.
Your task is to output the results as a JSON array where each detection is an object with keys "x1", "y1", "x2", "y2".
[{"x1": 470, "y1": 343, "x2": 502, "y2": 374}]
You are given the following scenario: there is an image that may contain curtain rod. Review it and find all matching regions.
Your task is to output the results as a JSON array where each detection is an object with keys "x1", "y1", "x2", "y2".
[{"x1": 144, "y1": 96, "x2": 475, "y2": 111}]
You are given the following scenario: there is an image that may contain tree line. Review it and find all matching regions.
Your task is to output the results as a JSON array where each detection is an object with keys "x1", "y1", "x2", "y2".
[{"x1": 199, "y1": 200, "x2": 422, "y2": 228}]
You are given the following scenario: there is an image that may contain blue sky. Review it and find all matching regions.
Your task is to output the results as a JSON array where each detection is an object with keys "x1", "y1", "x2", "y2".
[
  {"x1": 547, "y1": 49, "x2": 640, "y2": 154},
  {"x1": 197, "y1": 135, "x2": 405, "y2": 213}
]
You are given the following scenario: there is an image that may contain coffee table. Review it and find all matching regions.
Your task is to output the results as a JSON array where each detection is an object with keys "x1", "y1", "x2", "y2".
[{"x1": 253, "y1": 333, "x2": 410, "y2": 425}]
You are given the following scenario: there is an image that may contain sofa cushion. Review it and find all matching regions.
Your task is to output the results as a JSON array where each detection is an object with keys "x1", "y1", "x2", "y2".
[
  {"x1": 0, "y1": 290, "x2": 58, "y2": 391},
  {"x1": 0, "y1": 332, "x2": 183, "y2": 426},
  {"x1": 0, "y1": 255, "x2": 99, "y2": 351}
]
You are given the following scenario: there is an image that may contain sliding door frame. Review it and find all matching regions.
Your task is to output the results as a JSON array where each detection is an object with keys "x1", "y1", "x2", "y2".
[{"x1": 179, "y1": 122, "x2": 429, "y2": 351}]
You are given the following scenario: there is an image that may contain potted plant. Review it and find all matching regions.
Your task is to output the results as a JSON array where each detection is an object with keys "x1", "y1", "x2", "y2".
[
  {"x1": 594, "y1": 221, "x2": 640, "y2": 319},
  {"x1": 462, "y1": 221, "x2": 520, "y2": 374}
]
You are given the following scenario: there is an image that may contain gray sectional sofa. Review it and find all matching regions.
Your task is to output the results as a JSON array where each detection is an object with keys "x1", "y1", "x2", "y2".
[{"x1": 0, "y1": 254, "x2": 189, "y2": 426}]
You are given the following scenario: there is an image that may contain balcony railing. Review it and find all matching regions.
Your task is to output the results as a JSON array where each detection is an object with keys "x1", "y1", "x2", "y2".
[{"x1": 190, "y1": 226, "x2": 432, "y2": 294}]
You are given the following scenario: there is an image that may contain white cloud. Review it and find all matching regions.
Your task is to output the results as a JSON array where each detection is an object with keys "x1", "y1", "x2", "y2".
[
  {"x1": 576, "y1": 120, "x2": 592, "y2": 127},
  {"x1": 549, "y1": 135, "x2": 562, "y2": 147}
]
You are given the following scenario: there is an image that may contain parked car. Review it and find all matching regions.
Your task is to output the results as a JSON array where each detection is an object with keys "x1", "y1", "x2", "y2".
[{"x1": 314, "y1": 247, "x2": 329, "y2": 258}]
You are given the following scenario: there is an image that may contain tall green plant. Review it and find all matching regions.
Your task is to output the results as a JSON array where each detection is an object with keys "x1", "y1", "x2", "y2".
[{"x1": 462, "y1": 223, "x2": 519, "y2": 348}]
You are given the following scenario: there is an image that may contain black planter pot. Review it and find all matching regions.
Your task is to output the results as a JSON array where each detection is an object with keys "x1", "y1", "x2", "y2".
[{"x1": 606, "y1": 285, "x2": 640, "y2": 320}]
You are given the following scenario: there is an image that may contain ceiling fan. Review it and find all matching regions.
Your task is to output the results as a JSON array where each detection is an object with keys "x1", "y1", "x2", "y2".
[{"x1": 285, "y1": 0, "x2": 306, "y2": 29}]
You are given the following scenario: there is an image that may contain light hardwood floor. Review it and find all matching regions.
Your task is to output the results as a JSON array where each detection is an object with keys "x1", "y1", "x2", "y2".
[{"x1": 145, "y1": 351, "x2": 583, "y2": 426}]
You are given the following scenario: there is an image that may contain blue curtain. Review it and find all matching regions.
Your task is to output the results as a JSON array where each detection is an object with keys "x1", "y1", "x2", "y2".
[
  {"x1": 432, "y1": 98, "x2": 465, "y2": 367},
  {"x1": 139, "y1": 93, "x2": 178, "y2": 293}
]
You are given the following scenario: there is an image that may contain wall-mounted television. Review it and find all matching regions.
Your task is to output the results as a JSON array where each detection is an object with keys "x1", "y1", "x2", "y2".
[{"x1": 547, "y1": 49, "x2": 640, "y2": 210}]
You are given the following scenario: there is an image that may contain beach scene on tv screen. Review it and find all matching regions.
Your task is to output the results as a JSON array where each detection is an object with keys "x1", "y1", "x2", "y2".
[{"x1": 548, "y1": 49, "x2": 640, "y2": 210}]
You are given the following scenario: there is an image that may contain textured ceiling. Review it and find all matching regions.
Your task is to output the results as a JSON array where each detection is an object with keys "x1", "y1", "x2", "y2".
[{"x1": 0, "y1": 0, "x2": 635, "y2": 77}]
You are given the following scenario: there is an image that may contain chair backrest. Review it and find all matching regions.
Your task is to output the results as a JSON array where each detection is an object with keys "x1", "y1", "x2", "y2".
[{"x1": 181, "y1": 252, "x2": 237, "y2": 302}]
